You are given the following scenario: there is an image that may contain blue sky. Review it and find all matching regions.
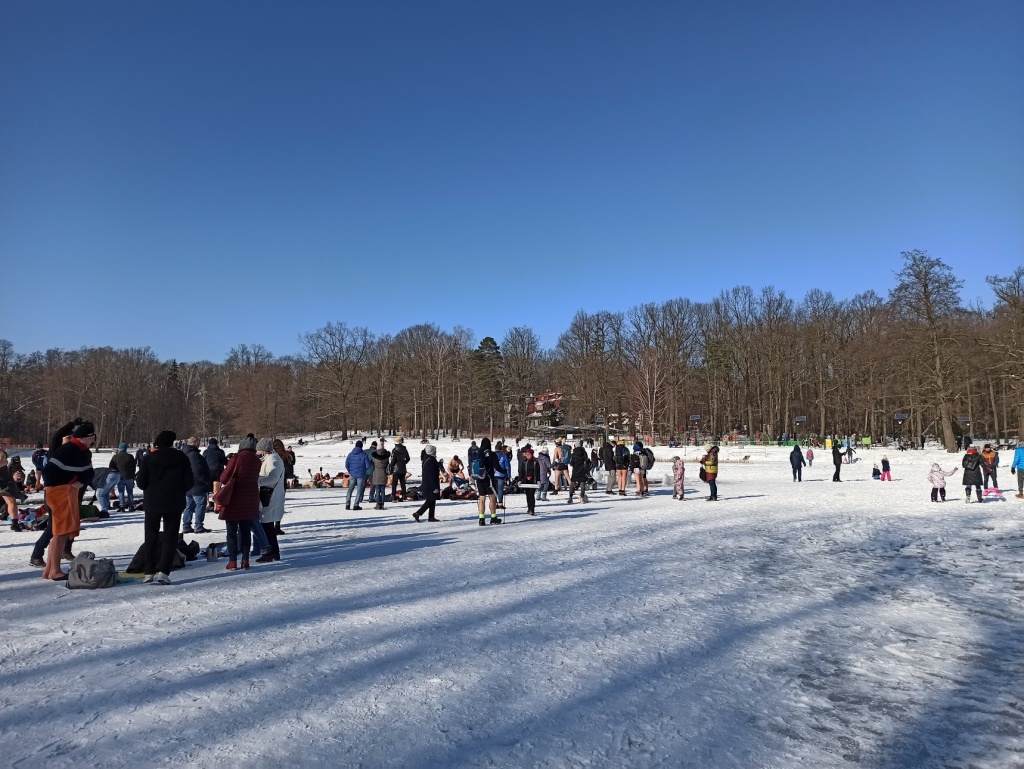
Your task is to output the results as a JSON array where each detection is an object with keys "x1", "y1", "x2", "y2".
[{"x1": 2, "y1": 1, "x2": 1021, "y2": 361}]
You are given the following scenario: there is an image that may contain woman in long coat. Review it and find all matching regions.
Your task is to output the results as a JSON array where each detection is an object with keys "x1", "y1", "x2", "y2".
[
  {"x1": 256, "y1": 438, "x2": 285, "y2": 562},
  {"x1": 219, "y1": 434, "x2": 261, "y2": 570}
]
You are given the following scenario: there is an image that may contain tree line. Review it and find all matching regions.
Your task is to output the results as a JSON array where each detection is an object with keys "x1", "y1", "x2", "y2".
[{"x1": 1, "y1": 251, "x2": 1021, "y2": 452}]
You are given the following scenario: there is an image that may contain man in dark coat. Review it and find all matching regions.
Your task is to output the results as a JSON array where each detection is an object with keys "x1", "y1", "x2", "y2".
[
  {"x1": 181, "y1": 437, "x2": 212, "y2": 533},
  {"x1": 111, "y1": 443, "x2": 137, "y2": 509},
  {"x1": 600, "y1": 439, "x2": 615, "y2": 494},
  {"x1": 412, "y1": 444, "x2": 440, "y2": 522},
  {"x1": 832, "y1": 444, "x2": 843, "y2": 482},
  {"x1": 135, "y1": 430, "x2": 194, "y2": 584},
  {"x1": 203, "y1": 438, "x2": 227, "y2": 499},
  {"x1": 790, "y1": 445, "x2": 806, "y2": 482},
  {"x1": 389, "y1": 436, "x2": 411, "y2": 502},
  {"x1": 567, "y1": 443, "x2": 592, "y2": 504}
]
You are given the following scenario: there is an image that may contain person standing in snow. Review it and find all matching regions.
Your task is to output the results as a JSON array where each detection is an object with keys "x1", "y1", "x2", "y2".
[
  {"x1": 600, "y1": 439, "x2": 616, "y2": 494},
  {"x1": 475, "y1": 437, "x2": 503, "y2": 525},
  {"x1": 980, "y1": 444, "x2": 1000, "y2": 490},
  {"x1": 537, "y1": 447, "x2": 552, "y2": 501},
  {"x1": 962, "y1": 447, "x2": 984, "y2": 503},
  {"x1": 614, "y1": 439, "x2": 630, "y2": 496},
  {"x1": 805, "y1": 448, "x2": 814, "y2": 467},
  {"x1": 700, "y1": 445, "x2": 719, "y2": 501},
  {"x1": 879, "y1": 455, "x2": 893, "y2": 481},
  {"x1": 135, "y1": 430, "x2": 194, "y2": 584},
  {"x1": 1011, "y1": 436, "x2": 1024, "y2": 499},
  {"x1": 789, "y1": 445, "x2": 806, "y2": 482},
  {"x1": 672, "y1": 456, "x2": 685, "y2": 500},
  {"x1": 519, "y1": 445, "x2": 540, "y2": 515},
  {"x1": 390, "y1": 436, "x2": 411, "y2": 502},
  {"x1": 567, "y1": 442, "x2": 591, "y2": 504},
  {"x1": 494, "y1": 441, "x2": 511, "y2": 510},
  {"x1": 41, "y1": 419, "x2": 95, "y2": 581},
  {"x1": 412, "y1": 444, "x2": 441, "y2": 522},
  {"x1": 928, "y1": 463, "x2": 956, "y2": 502},
  {"x1": 218, "y1": 434, "x2": 262, "y2": 570},
  {"x1": 255, "y1": 438, "x2": 285, "y2": 562},
  {"x1": 203, "y1": 438, "x2": 227, "y2": 505},
  {"x1": 111, "y1": 443, "x2": 137, "y2": 510},
  {"x1": 370, "y1": 442, "x2": 391, "y2": 510},
  {"x1": 831, "y1": 444, "x2": 843, "y2": 482},
  {"x1": 181, "y1": 437, "x2": 212, "y2": 534},
  {"x1": 344, "y1": 440, "x2": 372, "y2": 511}
]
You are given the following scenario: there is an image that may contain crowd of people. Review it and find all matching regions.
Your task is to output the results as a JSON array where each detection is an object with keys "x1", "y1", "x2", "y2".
[{"x1": 7, "y1": 420, "x2": 1023, "y2": 584}]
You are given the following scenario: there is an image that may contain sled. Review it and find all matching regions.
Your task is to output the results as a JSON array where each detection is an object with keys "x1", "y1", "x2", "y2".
[{"x1": 982, "y1": 488, "x2": 1006, "y2": 501}]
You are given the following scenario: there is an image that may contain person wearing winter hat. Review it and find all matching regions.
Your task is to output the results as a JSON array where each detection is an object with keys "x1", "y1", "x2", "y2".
[
  {"x1": 370, "y1": 441, "x2": 391, "y2": 510},
  {"x1": 255, "y1": 438, "x2": 284, "y2": 562},
  {"x1": 962, "y1": 446, "x2": 984, "y2": 503},
  {"x1": 344, "y1": 440, "x2": 372, "y2": 510},
  {"x1": 111, "y1": 442, "x2": 137, "y2": 510},
  {"x1": 218, "y1": 434, "x2": 262, "y2": 569},
  {"x1": 135, "y1": 430, "x2": 194, "y2": 584},
  {"x1": 412, "y1": 444, "x2": 441, "y2": 522},
  {"x1": 700, "y1": 444, "x2": 719, "y2": 501},
  {"x1": 41, "y1": 418, "x2": 96, "y2": 580}
]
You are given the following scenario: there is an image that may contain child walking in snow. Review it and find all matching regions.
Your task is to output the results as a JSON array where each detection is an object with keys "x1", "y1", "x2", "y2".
[
  {"x1": 927, "y1": 463, "x2": 956, "y2": 502},
  {"x1": 880, "y1": 455, "x2": 892, "y2": 481},
  {"x1": 672, "y1": 456, "x2": 685, "y2": 500}
]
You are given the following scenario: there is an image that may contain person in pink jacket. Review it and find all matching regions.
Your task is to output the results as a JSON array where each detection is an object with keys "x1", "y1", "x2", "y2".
[{"x1": 927, "y1": 463, "x2": 956, "y2": 502}]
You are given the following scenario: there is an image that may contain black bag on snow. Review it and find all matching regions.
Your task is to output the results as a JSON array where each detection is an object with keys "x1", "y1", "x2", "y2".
[{"x1": 67, "y1": 553, "x2": 117, "y2": 589}]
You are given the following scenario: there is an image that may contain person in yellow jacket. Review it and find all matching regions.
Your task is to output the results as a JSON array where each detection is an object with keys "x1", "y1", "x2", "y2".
[{"x1": 700, "y1": 445, "x2": 719, "y2": 501}]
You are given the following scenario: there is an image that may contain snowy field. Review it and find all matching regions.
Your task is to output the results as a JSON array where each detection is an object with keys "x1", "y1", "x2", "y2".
[{"x1": 2, "y1": 439, "x2": 1023, "y2": 768}]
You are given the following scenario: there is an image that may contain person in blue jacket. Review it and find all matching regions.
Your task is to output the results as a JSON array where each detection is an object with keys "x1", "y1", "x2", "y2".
[
  {"x1": 1012, "y1": 437, "x2": 1024, "y2": 499},
  {"x1": 345, "y1": 440, "x2": 372, "y2": 511}
]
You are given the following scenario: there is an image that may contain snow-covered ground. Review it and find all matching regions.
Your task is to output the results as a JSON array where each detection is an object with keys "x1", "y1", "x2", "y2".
[{"x1": 2, "y1": 440, "x2": 1023, "y2": 768}]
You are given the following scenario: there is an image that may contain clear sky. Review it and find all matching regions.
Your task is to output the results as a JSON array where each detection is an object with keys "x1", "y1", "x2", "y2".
[{"x1": 2, "y1": 1, "x2": 1022, "y2": 361}]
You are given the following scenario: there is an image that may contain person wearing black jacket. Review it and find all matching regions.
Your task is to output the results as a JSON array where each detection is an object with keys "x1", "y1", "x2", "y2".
[
  {"x1": 412, "y1": 444, "x2": 441, "y2": 522},
  {"x1": 111, "y1": 444, "x2": 137, "y2": 509},
  {"x1": 600, "y1": 440, "x2": 615, "y2": 494},
  {"x1": 790, "y1": 445, "x2": 806, "y2": 482},
  {"x1": 390, "y1": 437, "x2": 411, "y2": 502},
  {"x1": 135, "y1": 430, "x2": 194, "y2": 584},
  {"x1": 520, "y1": 445, "x2": 541, "y2": 515},
  {"x1": 614, "y1": 440, "x2": 630, "y2": 496},
  {"x1": 567, "y1": 443, "x2": 592, "y2": 504},
  {"x1": 475, "y1": 437, "x2": 503, "y2": 525},
  {"x1": 832, "y1": 444, "x2": 843, "y2": 482},
  {"x1": 41, "y1": 418, "x2": 96, "y2": 580},
  {"x1": 181, "y1": 437, "x2": 212, "y2": 533},
  {"x1": 203, "y1": 438, "x2": 227, "y2": 501}
]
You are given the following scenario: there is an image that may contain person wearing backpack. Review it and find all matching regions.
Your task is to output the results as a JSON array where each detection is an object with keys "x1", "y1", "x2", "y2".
[
  {"x1": 474, "y1": 437, "x2": 503, "y2": 525},
  {"x1": 135, "y1": 430, "x2": 194, "y2": 585},
  {"x1": 614, "y1": 440, "x2": 630, "y2": 496},
  {"x1": 631, "y1": 441, "x2": 651, "y2": 497},
  {"x1": 390, "y1": 436, "x2": 411, "y2": 502}
]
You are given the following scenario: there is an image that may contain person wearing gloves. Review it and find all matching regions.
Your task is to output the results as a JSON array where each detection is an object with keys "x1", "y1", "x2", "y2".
[
  {"x1": 345, "y1": 440, "x2": 372, "y2": 511},
  {"x1": 412, "y1": 444, "x2": 441, "y2": 522},
  {"x1": 136, "y1": 430, "x2": 194, "y2": 584},
  {"x1": 255, "y1": 438, "x2": 285, "y2": 563}
]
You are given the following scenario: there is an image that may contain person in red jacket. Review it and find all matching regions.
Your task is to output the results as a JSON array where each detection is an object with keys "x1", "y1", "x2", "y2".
[{"x1": 219, "y1": 434, "x2": 262, "y2": 570}]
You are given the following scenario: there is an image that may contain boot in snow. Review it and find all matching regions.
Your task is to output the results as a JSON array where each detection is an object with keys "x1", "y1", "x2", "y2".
[{"x1": 977, "y1": 488, "x2": 984, "y2": 503}]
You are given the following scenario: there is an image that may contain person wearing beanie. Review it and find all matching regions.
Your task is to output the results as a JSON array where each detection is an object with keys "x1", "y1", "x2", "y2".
[
  {"x1": 537, "y1": 447, "x2": 552, "y2": 501},
  {"x1": 135, "y1": 430, "x2": 194, "y2": 584},
  {"x1": 218, "y1": 434, "x2": 262, "y2": 569},
  {"x1": 111, "y1": 442, "x2": 138, "y2": 510},
  {"x1": 390, "y1": 436, "x2": 411, "y2": 502},
  {"x1": 412, "y1": 444, "x2": 441, "y2": 522},
  {"x1": 40, "y1": 418, "x2": 96, "y2": 580},
  {"x1": 700, "y1": 445, "x2": 720, "y2": 501},
  {"x1": 181, "y1": 437, "x2": 212, "y2": 534},
  {"x1": 370, "y1": 441, "x2": 391, "y2": 511},
  {"x1": 255, "y1": 438, "x2": 285, "y2": 563},
  {"x1": 344, "y1": 440, "x2": 372, "y2": 511},
  {"x1": 203, "y1": 438, "x2": 228, "y2": 503}
]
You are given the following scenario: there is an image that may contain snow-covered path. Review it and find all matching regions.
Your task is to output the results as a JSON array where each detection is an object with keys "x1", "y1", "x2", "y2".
[{"x1": 2, "y1": 444, "x2": 1023, "y2": 768}]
